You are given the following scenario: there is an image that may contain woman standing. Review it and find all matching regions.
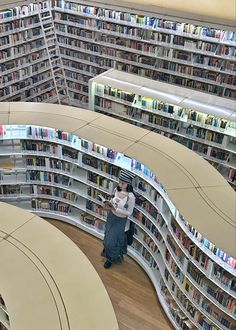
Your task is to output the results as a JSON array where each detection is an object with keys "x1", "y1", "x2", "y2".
[{"x1": 102, "y1": 169, "x2": 136, "y2": 269}]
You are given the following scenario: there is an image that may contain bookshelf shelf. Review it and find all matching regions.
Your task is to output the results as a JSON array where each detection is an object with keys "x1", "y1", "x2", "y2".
[
  {"x1": 53, "y1": 0, "x2": 236, "y2": 100},
  {"x1": 0, "y1": 0, "x2": 236, "y2": 105},
  {"x1": 0, "y1": 104, "x2": 235, "y2": 330},
  {"x1": 89, "y1": 69, "x2": 236, "y2": 189},
  {"x1": 0, "y1": 1, "x2": 70, "y2": 105}
]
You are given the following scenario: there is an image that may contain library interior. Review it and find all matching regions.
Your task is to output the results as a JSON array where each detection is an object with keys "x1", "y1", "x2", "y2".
[{"x1": 0, "y1": 1, "x2": 235, "y2": 330}]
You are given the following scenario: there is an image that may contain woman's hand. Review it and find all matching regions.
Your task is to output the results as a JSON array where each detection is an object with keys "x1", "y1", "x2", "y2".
[{"x1": 102, "y1": 201, "x2": 115, "y2": 211}]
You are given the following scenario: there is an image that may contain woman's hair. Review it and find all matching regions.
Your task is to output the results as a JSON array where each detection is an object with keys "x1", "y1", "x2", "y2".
[{"x1": 117, "y1": 184, "x2": 134, "y2": 193}]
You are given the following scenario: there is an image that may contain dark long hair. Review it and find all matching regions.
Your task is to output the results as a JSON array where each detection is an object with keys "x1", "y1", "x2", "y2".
[{"x1": 116, "y1": 184, "x2": 134, "y2": 193}]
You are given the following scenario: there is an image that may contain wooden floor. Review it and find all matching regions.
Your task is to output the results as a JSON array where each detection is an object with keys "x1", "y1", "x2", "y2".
[{"x1": 47, "y1": 219, "x2": 174, "y2": 330}]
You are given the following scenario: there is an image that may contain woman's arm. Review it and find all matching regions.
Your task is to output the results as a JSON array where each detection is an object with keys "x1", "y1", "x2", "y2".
[{"x1": 115, "y1": 193, "x2": 135, "y2": 217}]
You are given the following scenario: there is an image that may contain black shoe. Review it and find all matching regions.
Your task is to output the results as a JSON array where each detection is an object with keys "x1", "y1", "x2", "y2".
[{"x1": 104, "y1": 260, "x2": 112, "y2": 269}]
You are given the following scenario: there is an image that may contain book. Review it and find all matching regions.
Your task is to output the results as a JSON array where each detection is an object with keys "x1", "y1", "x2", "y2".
[{"x1": 98, "y1": 194, "x2": 114, "y2": 208}]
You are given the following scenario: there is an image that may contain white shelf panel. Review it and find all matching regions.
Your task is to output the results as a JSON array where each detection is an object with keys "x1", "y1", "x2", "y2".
[
  {"x1": 56, "y1": 29, "x2": 236, "y2": 75},
  {"x1": 54, "y1": 7, "x2": 236, "y2": 47},
  {"x1": 0, "y1": 44, "x2": 47, "y2": 64}
]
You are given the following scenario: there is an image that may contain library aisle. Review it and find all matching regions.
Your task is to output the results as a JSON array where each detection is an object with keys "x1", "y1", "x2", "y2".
[{"x1": 48, "y1": 218, "x2": 173, "y2": 330}]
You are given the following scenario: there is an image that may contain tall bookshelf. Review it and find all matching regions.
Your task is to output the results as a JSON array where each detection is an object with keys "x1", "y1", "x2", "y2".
[
  {"x1": 0, "y1": 122, "x2": 235, "y2": 330},
  {"x1": 0, "y1": 0, "x2": 236, "y2": 107},
  {"x1": 0, "y1": 1, "x2": 70, "y2": 105},
  {"x1": 52, "y1": 0, "x2": 236, "y2": 102},
  {"x1": 89, "y1": 69, "x2": 236, "y2": 189}
]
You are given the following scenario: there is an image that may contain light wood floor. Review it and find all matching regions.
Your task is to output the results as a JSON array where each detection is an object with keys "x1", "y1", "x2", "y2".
[{"x1": 47, "y1": 219, "x2": 174, "y2": 330}]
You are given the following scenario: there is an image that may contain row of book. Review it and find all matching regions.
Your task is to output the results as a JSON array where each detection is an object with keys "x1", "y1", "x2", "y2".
[
  {"x1": 157, "y1": 59, "x2": 226, "y2": 77},
  {"x1": 26, "y1": 170, "x2": 70, "y2": 186},
  {"x1": 164, "y1": 265, "x2": 220, "y2": 329},
  {"x1": 28, "y1": 126, "x2": 76, "y2": 144},
  {"x1": 31, "y1": 199, "x2": 70, "y2": 212},
  {"x1": 0, "y1": 185, "x2": 22, "y2": 195},
  {"x1": 171, "y1": 220, "x2": 210, "y2": 270},
  {"x1": 2, "y1": 129, "x2": 235, "y2": 272},
  {"x1": 186, "y1": 128, "x2": 225, "y2": 144},
  {"x1": 56, "y1": 21, "x2": 236, "y2": 80},
  {"x1": 135, "y1": 179, "x2": 161, "y2": 202},
  {"x1": 55, "y1": 22, "x2": 236, "y2": 98},
  {"x1": 0, "y1": 27, "x2": 42, "y2": 48},
  {"x1": 0, "y1": 4, "x2": 41, "y2": 19},
  {"x1": 169, "y1": 220, "x2": 236, "y2": 313},
  {"x1": 67, "y1": 81, "x2": 88, "y2": 94},
  {"x1": 96, "y1": 99, "x2": 233, "y2": 149},
  {"x1": 82, "y1": 154, "x2": 119, "y2": 177},
  {"x1": 54, "y1": 0, "x2": 236, "y2": 43},
  {"x1": 64, "y1": 71, "x2": 89, "y2": 84},
  {"x1": 136, "y1": 239, "x2": 157, "y2": 267},
  {"x1": 37, "y1": 186, "x2": 75, "y2": 200},
  {"x1": 178, "y1": 216, "x2": 235, "y2": 270},
  {"x1": 0, "y1": 39, "x2": 46, "y2": 62},
  {"x1": 21, "y1": 141, "x2": 59, "y2": 155},
  {"x1": 0, "y1": 16, "x2": 40, "y2": 35},
  {"x1": 165, "y1": 250, "x2": 236, "y2": 327},
  {"x1": 81, "y1": 212, "x2": 105, "y2": 231},
  {"x1": 87, "y1": 172, "x2": 114, "y2": 192},
  {"x1": 60, "y1": 48, "x2": 114, "y2": 69},
  {"x1": 178, "y1": 138, "x2": 231, "y2": 162},
  {"x1": 115, "y1": 62, "x2": 236, "y2": 99},
  {"x1": 95, "y1": 88, "x2": 233, "y2": 133},
  {"x1": 86, "y1": 200, "x2": 107, "y2": 218},
  {"x1": 163, "y1": 287, "x2": 195, "y2": 330},
  {"x1": 56, "y1": 16, "x2": 236, "y2": 75},
  {"x1": 94, "y1": 32, "x2": 236, "y2": 58},
  {"x1": 69, "y1": 92, "x2": 88, "y2": 105},
  {"x1": 0, "y1": 51, "x2": 50, "y2": 76}
]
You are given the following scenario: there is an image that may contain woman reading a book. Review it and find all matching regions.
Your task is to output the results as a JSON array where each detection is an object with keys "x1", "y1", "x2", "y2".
[{"x1": 102, "y1": 169, "x2": 135, "y2": 269}]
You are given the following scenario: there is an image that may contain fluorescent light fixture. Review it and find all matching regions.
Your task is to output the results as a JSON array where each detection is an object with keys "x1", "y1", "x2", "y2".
[
  {"x1": 182, "y1": 99, "x2": 232, "y2": 117},
  {"x1": 104, "y1": 77, "x2": 140, "y2": 89},
  {"x1": 141, "y1": 87, "x2": 183, "y2": 103}
]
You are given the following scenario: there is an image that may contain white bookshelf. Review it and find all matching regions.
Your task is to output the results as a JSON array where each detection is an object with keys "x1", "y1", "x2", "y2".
[
  {"x1": 52, "y1": 0, "x2": 236, "y2": 102},
  {"x1": 1, "y1": 0, "x2": 236, "y2": 105},
  {"x1": 0, "y1": 123, "x2": 235, "y2": 330},
  {"x1": 89, "y1": 69, "x2": 236, "y2": 189},
  {"x1": 0, "y1": 1, "x2": 70, "y2": 104}
]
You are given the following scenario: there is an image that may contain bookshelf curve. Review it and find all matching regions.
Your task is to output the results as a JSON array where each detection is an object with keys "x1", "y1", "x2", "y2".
[
  {"x1": 0, "y1": 201, "x2": 119, "y2": 330},
  {"x1": 0, "y1": 102, "x2": 235, "y2": 330}
]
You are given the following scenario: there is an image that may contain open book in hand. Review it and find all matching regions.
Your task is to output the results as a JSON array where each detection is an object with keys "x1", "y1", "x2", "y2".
[{"x1": 98, "y1": 194, "x2": 114, "y2": 208}]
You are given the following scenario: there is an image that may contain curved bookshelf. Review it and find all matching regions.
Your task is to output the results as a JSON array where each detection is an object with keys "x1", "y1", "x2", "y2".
[
  {"x1": 0, "y1": 202, "x2": 118, "y2": 330},
  {"x1": 89, "y1": 69, "x2": 236, "y2": 190},
  {"x1": 0, "y1": 103, "x2": 235, "y2": 330}
]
